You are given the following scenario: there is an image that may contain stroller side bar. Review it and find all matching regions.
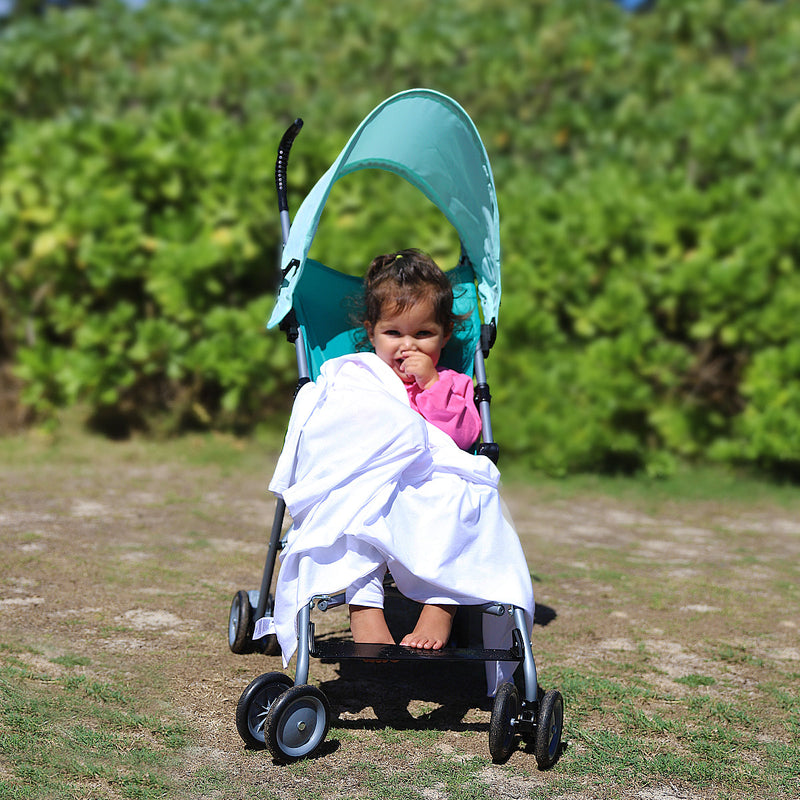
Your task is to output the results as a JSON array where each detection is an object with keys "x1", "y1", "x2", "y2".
[
  {"x1": 254, "y1": 497, "x2": 287, "y2": 621},
  {"x1": 473, "y1": 345, "x2": 500, "y2": 464},
  {"x1": 473, "y1": 345, "x2": 493, "y2": 442},
  {"x1": 513, "y1": 606, "x2": 538, "y2": 705},
  {"x1": 292, "y1": 327, "x2": 312, "y2": 385},
  {"x1": 278, "y1": 307, "x2": 312, "y2": 384},
  {"x1": 295, "y1": 602, "x2": 312, "y2": 686}
]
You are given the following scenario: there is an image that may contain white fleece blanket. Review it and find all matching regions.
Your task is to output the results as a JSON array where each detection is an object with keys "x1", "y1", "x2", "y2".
[{"x1": 267, "y1": 352, "x2": 535, "y2": 694}]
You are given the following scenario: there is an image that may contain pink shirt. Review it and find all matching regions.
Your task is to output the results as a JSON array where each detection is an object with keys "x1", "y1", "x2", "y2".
[{"x1": 405, "y1": 368, "x2": 482, "y2": 451}]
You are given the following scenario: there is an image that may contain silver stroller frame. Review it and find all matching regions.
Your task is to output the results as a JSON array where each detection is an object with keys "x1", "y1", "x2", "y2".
[{"x1": 227, "y1": 118, "x2": 564, "y2": 767}]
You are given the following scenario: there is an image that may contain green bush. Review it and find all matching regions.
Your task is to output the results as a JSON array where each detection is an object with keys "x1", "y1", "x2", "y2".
[
  {"x1": 1, "y1": 103, "x2": 292, "y2": 433},
  {"x1": 1, "y1": 0, "x2": 798, "y2": 474}
]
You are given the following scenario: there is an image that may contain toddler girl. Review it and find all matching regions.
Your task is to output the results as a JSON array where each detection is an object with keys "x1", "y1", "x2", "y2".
[
  {"x1": 268, "y1": 249, "x2": 534, "y2": 691},
  {"x1": 349, "y1": 249, "x2": 482, "y2": 650}
]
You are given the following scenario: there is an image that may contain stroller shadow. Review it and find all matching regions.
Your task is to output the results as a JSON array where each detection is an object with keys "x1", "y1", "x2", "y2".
[
  {"x1": 534, "y1": 604, "x2": 557, "y2": 627},
  {"x1": 321, "y1": 658, "x2": 490, "y2": 732},
  {"x1": 317, "y1": 596, "x2": 558, "y2": 734}
]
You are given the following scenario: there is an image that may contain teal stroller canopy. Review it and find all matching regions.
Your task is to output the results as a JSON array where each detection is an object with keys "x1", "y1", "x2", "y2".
[{"x1": 267, "y1": 89, "x2": 502, "y2": 334}]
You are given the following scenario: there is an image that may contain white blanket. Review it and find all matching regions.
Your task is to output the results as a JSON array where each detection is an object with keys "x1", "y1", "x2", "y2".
[{"x1": 268, "y1": 353, "x2": 535, "y2": 694}]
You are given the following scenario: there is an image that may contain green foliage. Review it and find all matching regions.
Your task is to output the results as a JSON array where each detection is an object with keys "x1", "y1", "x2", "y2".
[
  {"x1": 1, "y1": 79, "x2": 292, "y2": 433},
  {"x1": 1, "y1": 0, "x2": 798, "y2": 472}
]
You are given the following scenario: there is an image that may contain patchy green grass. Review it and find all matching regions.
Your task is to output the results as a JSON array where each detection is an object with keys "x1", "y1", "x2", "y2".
[
  {"x1": 0, "y1": 645, "x2": 191, "y2": 799},
  {"x1": 532, "y1": 667, "x2": 796, "y2": 797},
  {"x1": 525, "y1": 634, "x2": 800, "y2": 799}
]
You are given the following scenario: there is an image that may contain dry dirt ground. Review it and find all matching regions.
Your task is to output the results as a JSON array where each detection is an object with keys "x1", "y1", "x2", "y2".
[{"x1": 1, "y1": 432, "x2": 798, "y2": 799}]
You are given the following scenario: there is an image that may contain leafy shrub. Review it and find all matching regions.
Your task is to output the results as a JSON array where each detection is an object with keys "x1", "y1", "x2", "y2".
[
  {"x1": 1, "y1": 0, "x2": 798, "y2": 475},
  {"x1": 1, "y1": 102, "x2": 292, "y2": 433}
]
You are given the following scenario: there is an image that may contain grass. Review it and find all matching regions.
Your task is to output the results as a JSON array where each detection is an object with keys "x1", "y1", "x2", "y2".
[
  {"x1": 504, "y1": 459, "x2": 800, "y2": 510},
  {"x1": 0, "y1": 646, "x2": 190, "y2": 799},
  {"x1": 349, "y1": 756, "x2": 492, "y2": 800},
  {"x1": 1, "y1": 422, "x2": 799, "y2": 799},
  {"x1": 528, "y1": 632, "x2": 800, "y2": 798},
  {"x1": 547, "y1": 677, "x2": 791, "y2": 796}
]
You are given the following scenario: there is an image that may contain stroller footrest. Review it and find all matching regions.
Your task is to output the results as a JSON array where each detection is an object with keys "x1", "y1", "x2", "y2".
[{"x1": 312, "y1": 641, "x2": 522, "y2": 662}]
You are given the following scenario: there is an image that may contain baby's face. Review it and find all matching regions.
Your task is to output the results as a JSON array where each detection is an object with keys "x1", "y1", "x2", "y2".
[{"x1": 367, "y1": 301, "x2": 449, "y2": 383}]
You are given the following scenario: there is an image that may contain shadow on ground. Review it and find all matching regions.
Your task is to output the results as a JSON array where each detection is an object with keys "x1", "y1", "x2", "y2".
[{"x1": 314, "y1": 595, "x2": 558, "y2": 733}]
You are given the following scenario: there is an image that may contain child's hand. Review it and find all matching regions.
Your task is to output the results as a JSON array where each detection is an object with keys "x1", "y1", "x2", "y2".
[{"x1": 399, "y1": 350, "x2": 438, "y2": 389}]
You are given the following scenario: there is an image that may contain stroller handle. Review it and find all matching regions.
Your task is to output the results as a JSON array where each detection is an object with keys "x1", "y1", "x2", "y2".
[{"x1": 275, "y1": 118, "x2": 304, "y2": 246}]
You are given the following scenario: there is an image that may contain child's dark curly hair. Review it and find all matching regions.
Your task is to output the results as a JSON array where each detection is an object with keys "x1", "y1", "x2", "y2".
[{"x1": 362, "y1": 249, "x2": 457, "y2": 337}]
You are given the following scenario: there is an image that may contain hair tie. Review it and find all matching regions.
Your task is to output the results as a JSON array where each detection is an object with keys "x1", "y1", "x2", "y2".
[{"x1": 394, "y1": 253, "x2": 406, "y2": 280}]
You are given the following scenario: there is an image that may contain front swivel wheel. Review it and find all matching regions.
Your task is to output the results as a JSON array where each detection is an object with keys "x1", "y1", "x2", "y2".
[
  {"x1": 235, "y1": 671, "x2": 293, "y2": 748},
  {"x1": 265, "y1": 684, "x2": 330, "y2": 763}
]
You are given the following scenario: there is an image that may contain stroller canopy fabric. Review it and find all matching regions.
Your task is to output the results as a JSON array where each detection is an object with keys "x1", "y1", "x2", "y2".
[{"x1": 267, "y1": 88, "x2": 501, "y2": 330}]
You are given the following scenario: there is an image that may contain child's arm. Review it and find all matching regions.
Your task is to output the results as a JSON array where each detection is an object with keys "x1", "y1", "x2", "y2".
[{"x1": 411, "y1": 370, "x2": 482, "y2": 451}]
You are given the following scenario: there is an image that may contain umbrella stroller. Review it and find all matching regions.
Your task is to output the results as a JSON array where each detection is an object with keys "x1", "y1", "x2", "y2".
[{"x1": 227, "y1": 89, "x2": 563, "y2": 767}]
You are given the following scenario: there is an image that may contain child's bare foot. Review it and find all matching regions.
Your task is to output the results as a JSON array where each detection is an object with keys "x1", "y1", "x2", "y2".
[
  {"x1": 349, "y1": 605, "x2": 395, "y2": 645},
  {"x1": 400, "y1": 604, "x2": 456, "y2": 650}
]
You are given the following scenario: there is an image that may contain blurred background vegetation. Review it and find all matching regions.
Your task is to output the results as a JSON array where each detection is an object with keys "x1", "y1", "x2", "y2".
[{"x1": 1, "y1": 0, "x2": 798, "y2": 477}]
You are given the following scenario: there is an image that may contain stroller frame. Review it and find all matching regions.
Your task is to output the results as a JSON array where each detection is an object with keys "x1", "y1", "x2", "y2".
[{"x1": 227, "y1": 90, "x2": 563, "y2": 767}]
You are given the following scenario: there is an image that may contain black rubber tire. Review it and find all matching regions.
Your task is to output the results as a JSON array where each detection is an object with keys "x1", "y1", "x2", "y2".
[
  {"x1": 488, "y1": 682, "x2": 520, "y2": 763},
  {"x1": 534, "y1": 688, "x2": 564, "y2": 770},
  {"x1": 235, "y1": 672, "x2": 293, "y2": 749},
  {"x1": 265, "y1": 684, "x2": 331, "y2": 763},
  {"x1": 256, "y1": 631, "x2": 282, "y2": 657},
  {"x1": 228, "y1": 590, "x2": 253, "y2": 654}
]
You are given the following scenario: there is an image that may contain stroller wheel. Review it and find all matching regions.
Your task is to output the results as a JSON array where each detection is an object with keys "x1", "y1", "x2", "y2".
[
  {"x1": 256, "y1": 631, "x2": 282, "y2": 657},
  {"x1": 265, "y1": 684, "x2": 330, "y2": 763},
  {"x1": 534, "y1": 689, "x2": 564, "y2": 770},
  {"x1": 235, "y1": 671, "x2": 293, "y2": 749},
  {"x1": 488, "y1": 681, "x2": 520, "y2": 763},
  {"x1": 228, "y1": 590, "x2": 253, "y2": 654}
]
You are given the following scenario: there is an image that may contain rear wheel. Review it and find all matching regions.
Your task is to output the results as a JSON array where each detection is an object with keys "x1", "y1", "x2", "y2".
[
  {"x1": 488, "y1": 682, "x2": 519, "y2": 763},
  {"x1": 256, "y1": 629, "x2": 282, "y2": 657},
  {"x1": 534, "y1": 689, "x2": 564, "y2": 769},
  {"x1": 228, "y1": 590, "x2": 253, "y2": 654}
]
